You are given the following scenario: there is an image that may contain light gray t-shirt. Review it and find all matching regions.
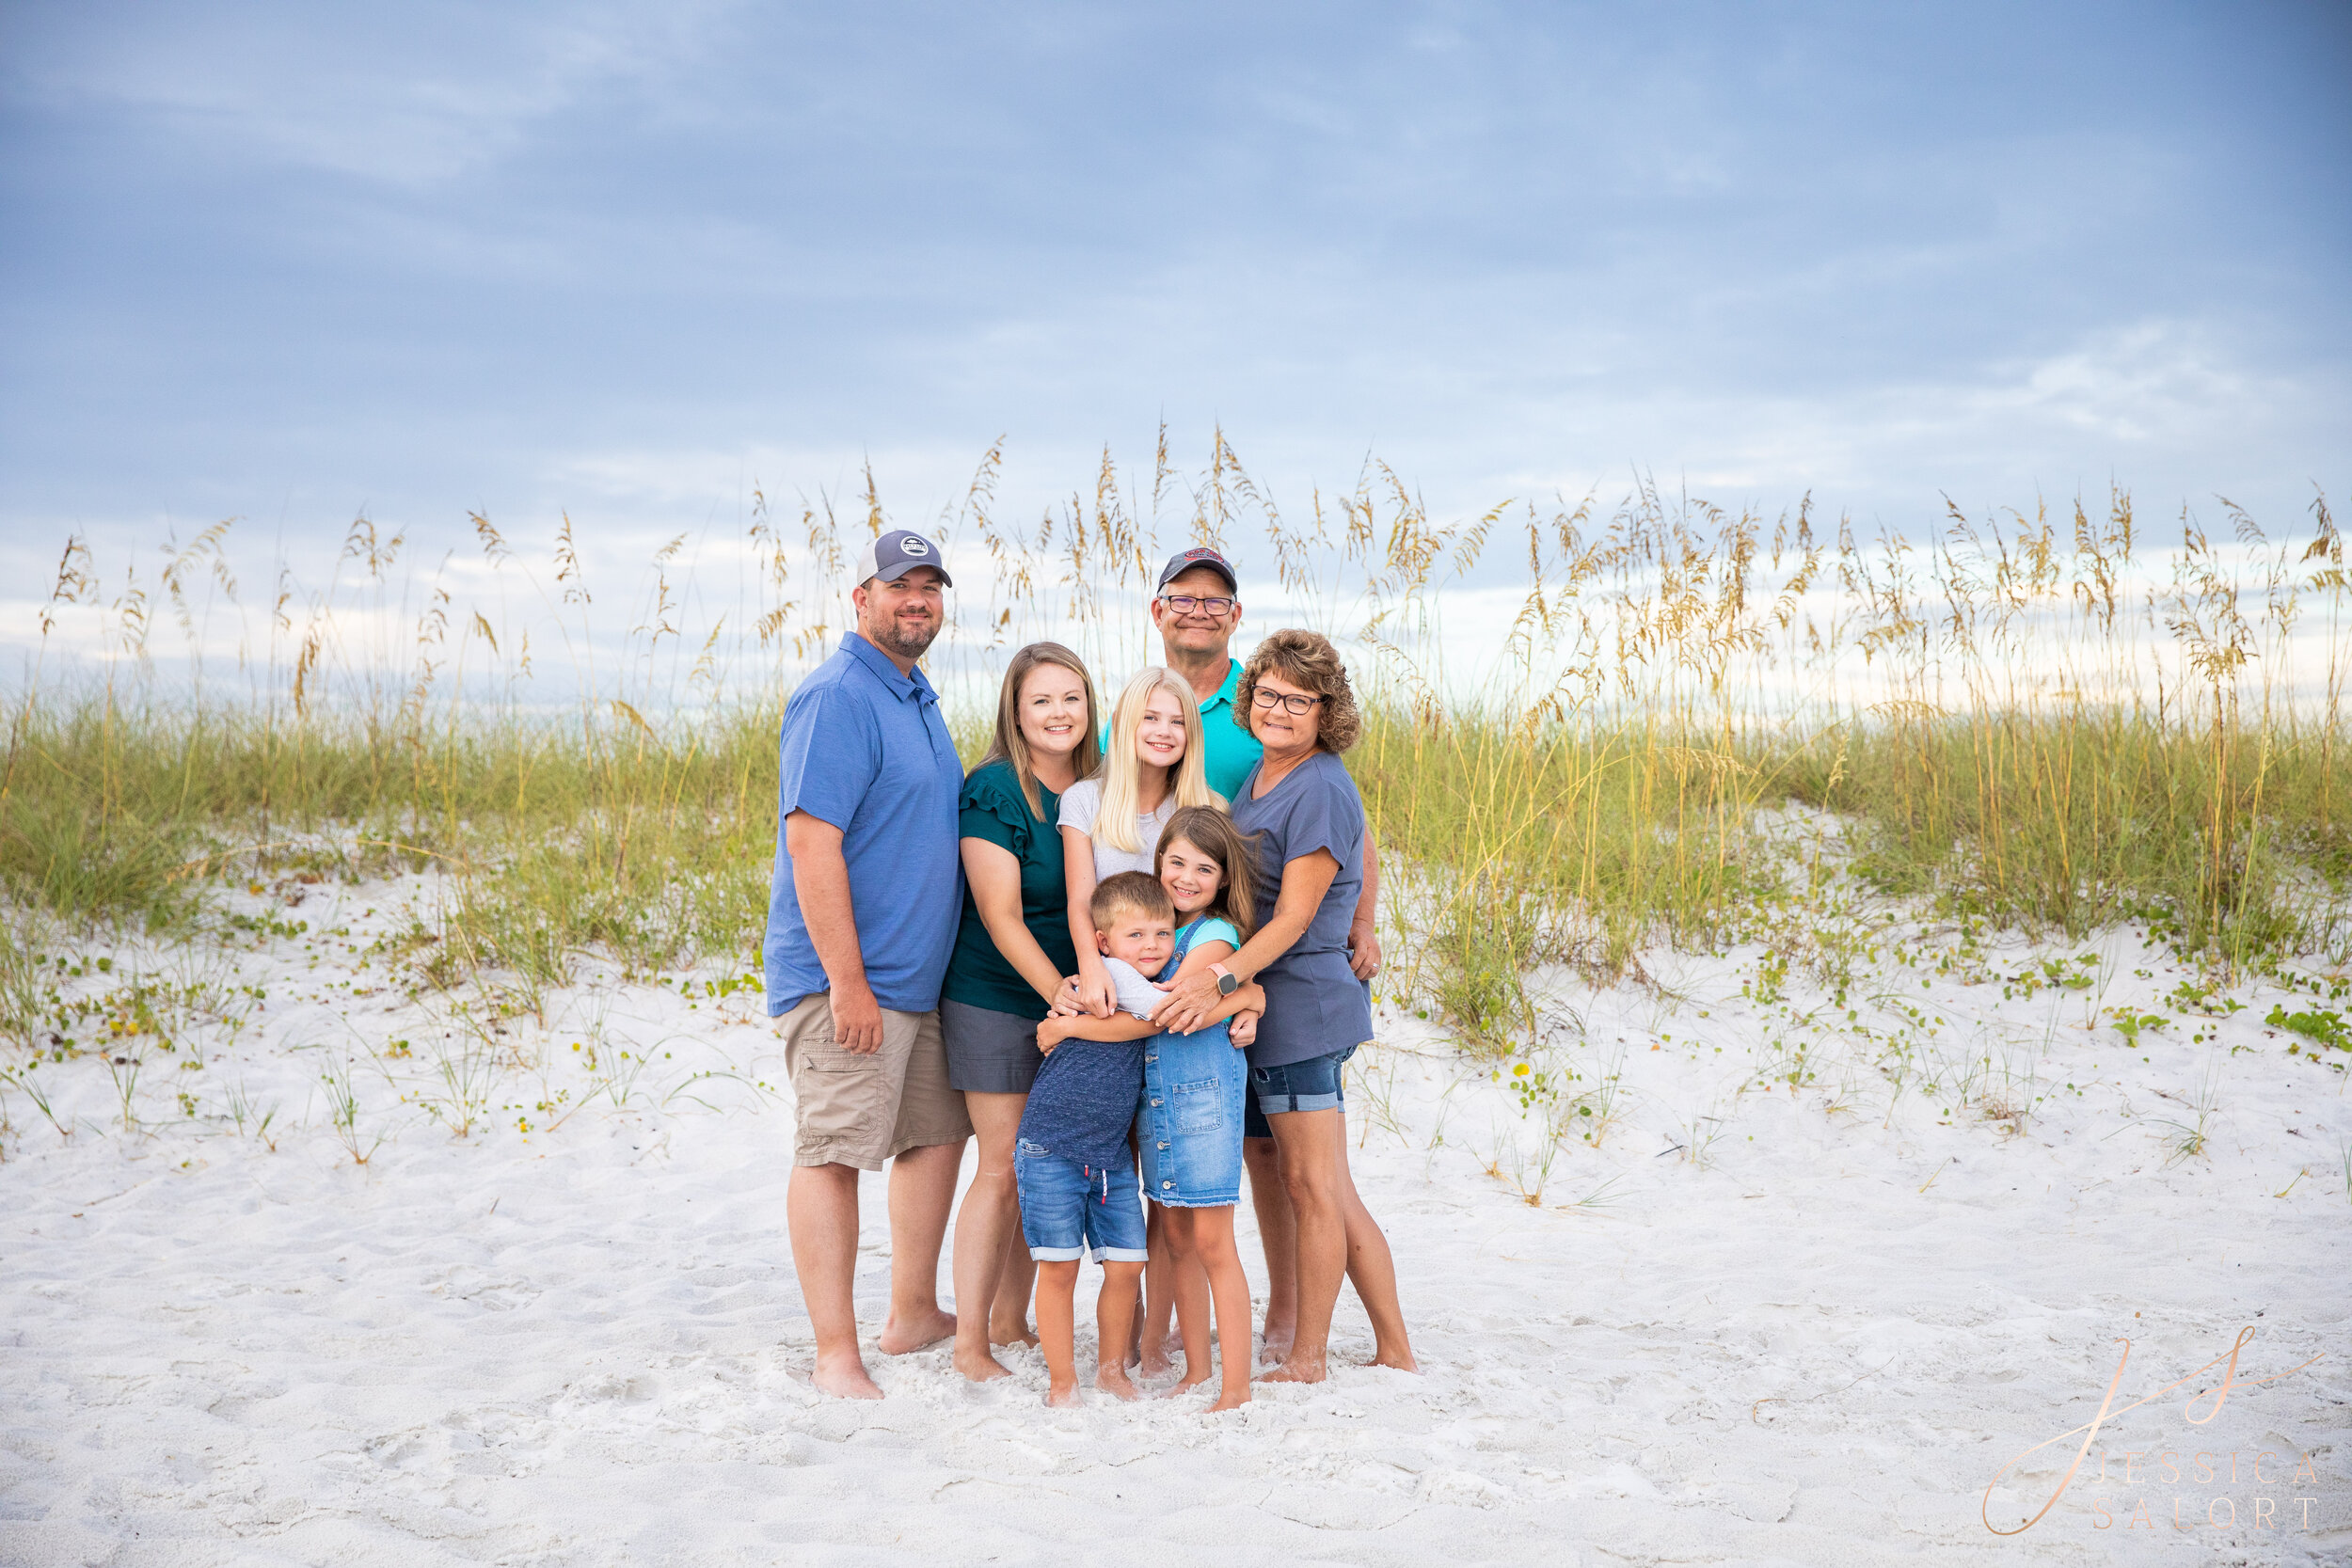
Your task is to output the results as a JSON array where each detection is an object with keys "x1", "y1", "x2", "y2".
[
  {"x1": 1057, "y1": 776, "x2": 1180, "y2": 879},
  {"x1": 1100, "y1": 955, "x2": 1168, "y2": 1021}
]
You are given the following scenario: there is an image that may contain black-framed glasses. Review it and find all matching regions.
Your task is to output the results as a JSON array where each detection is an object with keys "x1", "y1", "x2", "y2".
[
  {"x1": 1250, "y1": 688, "x2": 1326, "y2": 716},
  {"x1": 1160, "y1": 594, "x2": 1235, "y2": 616}
]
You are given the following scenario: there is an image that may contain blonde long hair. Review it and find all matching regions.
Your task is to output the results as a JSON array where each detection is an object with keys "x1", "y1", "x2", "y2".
[
  {"x1": 1093, "y1": 666, "x2": 1220, "y2": 854},
  {"x1": 977, "y1": 642, "x2": 1102, "y2": 818}
]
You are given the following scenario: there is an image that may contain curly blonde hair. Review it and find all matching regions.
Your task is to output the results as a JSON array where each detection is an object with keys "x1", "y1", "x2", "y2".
[{"x1": 1235, "y1": 629, "x2": 1360, "y2": 754}]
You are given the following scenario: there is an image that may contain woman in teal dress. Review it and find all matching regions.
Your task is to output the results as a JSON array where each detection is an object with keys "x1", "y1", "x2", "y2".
[{"x1": 941, "y1": 641, "x2": 1102, "y2": 1384}]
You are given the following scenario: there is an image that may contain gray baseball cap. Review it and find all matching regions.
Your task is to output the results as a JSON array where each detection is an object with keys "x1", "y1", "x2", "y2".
[
  {"x1": 1155, "y1": 545, "x2": 1237, "y2": 594},
  {"x1": 854, "y1": 528, "x2": 953, "y2": 587}
]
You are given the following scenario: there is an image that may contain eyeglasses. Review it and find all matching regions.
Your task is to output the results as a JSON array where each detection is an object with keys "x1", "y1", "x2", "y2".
[
  {"x1": 1250, "y1": 688, "x2": 1326, "y2": 716},
  {"x1": 1159, "y1": 594, "x2": 1235, "y2": 617}
]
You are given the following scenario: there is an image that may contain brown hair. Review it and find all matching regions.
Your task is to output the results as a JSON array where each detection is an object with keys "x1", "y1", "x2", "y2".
[
  {"x1": 977, "y1": 641, "x2": 1102, "y2": 818},
  {"x1": 1153, "y1": 805, "x2": 1259, "y2": 942},
  {"x1": 1089, "y1": 870, "x2": 1175, "y2": 928},
  {"x1": 1235, "y1": 628, "x2": 1361, "y2": 754}
]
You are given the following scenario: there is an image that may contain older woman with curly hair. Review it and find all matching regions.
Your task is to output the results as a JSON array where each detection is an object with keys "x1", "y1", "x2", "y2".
[{"x1": 1156, "y1": 629, "x2": 1417, "y2": 1383}]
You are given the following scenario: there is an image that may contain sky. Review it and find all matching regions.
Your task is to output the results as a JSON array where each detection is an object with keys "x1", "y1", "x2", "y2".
[{"x1": 1, "y1": 0, "x2": 2347, "y2": 638}]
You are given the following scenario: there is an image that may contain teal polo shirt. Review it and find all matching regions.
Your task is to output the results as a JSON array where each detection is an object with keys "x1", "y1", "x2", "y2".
[
  {"x1": 1197, "y1": 657, "x2": 1263, "y2": 800},
  {"x1": 1102, "y1": 658, "x2": 1263, "y2": 803}
]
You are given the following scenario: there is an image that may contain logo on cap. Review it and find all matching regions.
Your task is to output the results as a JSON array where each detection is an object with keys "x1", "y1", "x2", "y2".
[
  {"x1": 855, "y1": 528, "x2": 954, "y2": 587},
  {"x1": 1157, "y1": 545, "x2": 1237, "y2": 593}
]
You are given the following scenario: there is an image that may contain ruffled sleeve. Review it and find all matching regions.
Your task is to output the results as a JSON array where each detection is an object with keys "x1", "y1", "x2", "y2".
[{"x1": 958, "y1": 761, "x2": 1037, "y2": 858}]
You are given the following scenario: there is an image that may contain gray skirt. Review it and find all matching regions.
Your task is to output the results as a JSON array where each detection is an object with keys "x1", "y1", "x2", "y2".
[{"x1": 940, "y1": 997, "x2": 1046, "y2": 1094}]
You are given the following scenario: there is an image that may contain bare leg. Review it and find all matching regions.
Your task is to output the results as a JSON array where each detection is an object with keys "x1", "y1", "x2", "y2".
[
  {"x1": 1157, "y1": 1208, "x2": 1214, "y2": 1394},
  {"x1": 787, "y1": 1162, "x2": 882, "y2": 1400},
  {"x1": 989, "y1": 1228, "x2": 1039, "y2": 1346},
  {"x1": 880, "y1": 1139, "x2": 962, "y2": 1354},
  {"x1": 1137, "y1": 1203, "x2": 1178, "y2": 1377},
  {"x1": 950, "y1": 1094, "x2": 1024, "y2": 1380},
  {"x1": 1036, "y1": 1259, "x2": 1082, "y2": 1407},
  {"x1": 1243, "y1": 1135, "x2": 1295, "y2": 1365},
  {"x1": 1260, "y1": 1109, "x2": 1345, "y2": 1384},
  {"x1": 1332, "y1": 1112, "x2": 1416, "y2": 1371},
  {"x1": 1182, "y1": 1206, "x2": 1254, "y2": 1410},
  {"x1": 1094, "y1": 1260, "x2": 1145, "y2": 1401}
]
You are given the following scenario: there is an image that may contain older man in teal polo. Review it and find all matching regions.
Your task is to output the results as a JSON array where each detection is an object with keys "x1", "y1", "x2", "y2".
[
  {"x1": 1147, "y1": 546, "x2": 1262, "y2": 798},
  {"x1": 1141, "y1": 546, "x2": 1377, "y2": 969},
  {"x1": 765, "y1": 527, "x2": 972, "y2": 1401}
]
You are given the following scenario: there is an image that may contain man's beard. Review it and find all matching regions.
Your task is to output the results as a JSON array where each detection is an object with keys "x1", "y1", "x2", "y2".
[{"x1": 867, "y1": 611, "x2": 941, "y2": 661}]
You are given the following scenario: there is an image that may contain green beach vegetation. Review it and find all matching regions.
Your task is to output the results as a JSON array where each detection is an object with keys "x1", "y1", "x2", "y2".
[{"x1": 2, "y1": 436, "x2": 2345, "y2": 1075}]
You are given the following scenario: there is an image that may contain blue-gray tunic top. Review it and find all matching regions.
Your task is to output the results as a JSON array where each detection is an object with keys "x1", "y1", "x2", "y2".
[{"x1": 1230, "y1": 749, "x2": 1375, "y2": 1069}]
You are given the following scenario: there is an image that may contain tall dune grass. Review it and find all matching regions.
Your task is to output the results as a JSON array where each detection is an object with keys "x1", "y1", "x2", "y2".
[{"x1": 2, "y1": 434, "x2": 2344, "y2": 1053}]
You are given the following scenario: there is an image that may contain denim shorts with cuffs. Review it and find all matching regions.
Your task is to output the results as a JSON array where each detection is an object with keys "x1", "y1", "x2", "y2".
[
  {"x1": 1244, "y1": 1041, "x2": 1359, "y2": 1139},
  {"x1": 1015, "y1": 1141, "x2": 1149, "y2": 1263}
]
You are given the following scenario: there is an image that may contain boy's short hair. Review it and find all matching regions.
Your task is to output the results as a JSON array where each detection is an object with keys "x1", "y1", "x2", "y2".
[{"x1": 1089, "y1": 870, "x2": 1174, "y2": 928}]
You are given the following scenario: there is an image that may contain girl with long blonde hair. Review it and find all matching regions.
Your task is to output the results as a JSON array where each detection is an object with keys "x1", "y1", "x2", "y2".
[{"x1": 1056, "y1": 666, "x2": 1221, "y2": 1017}]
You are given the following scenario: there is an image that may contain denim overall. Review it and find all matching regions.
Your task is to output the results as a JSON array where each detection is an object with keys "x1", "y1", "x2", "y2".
[{"x1": 1135, "y1": 919, "x2": 1249, "y2": 1207}]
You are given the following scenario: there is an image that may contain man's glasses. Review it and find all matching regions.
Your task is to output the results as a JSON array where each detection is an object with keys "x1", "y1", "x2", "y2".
[
  {"x1": 1250, "y1": 688, "x2": 1326, "y2": 716},
  {"x1": 1160, "y1": 594, "x2": 1235, "y2": 617}
]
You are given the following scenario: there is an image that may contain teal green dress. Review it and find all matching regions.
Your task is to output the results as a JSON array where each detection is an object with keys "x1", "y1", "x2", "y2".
[{"x1": 941, "y1": 758, "x2": 1078, "y2": 1021}]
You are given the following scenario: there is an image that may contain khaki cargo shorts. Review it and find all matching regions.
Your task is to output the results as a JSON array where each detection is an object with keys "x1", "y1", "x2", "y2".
[{"x1": 778, "y1": 994, "x2": 972, "y2": 1170}]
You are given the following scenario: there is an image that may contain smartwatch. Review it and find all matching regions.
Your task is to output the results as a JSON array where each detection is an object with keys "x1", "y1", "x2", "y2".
[{"x1": 1210, "y1": 962, "x2": 1240, "y2": 997}]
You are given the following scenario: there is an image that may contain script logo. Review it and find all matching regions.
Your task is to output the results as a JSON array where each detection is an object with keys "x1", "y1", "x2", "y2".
[{"x1": 1983, "y1": 1326, "x2": 2324, "y2": 1536}]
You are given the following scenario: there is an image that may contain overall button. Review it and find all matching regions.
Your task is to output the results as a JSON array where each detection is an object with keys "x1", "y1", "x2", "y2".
[
  {"x1": 1161, "y1": 1180, "x2": 1173, "y2": 1189},
  {"x1": 1150, "y1": 1099, "x2": 1162, "y2": 1107},
  {"x1": 1157, "y1": 1141, "x2": 1168, "y2": 1149}
]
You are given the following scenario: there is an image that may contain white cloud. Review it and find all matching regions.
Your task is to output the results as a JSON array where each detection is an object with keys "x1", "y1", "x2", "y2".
[{"x1": 8, "y1": 1, "x2": 744, "y2": 187}]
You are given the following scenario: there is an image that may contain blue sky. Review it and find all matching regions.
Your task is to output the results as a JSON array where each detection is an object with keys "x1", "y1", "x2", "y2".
[{"x1": 2, "y1": 0, "x2": 2346, "y2": 601}]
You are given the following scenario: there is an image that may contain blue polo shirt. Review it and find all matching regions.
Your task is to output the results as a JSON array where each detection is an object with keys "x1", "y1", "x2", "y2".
[
  {"x1": 1101, "y1": 658, "x2": 1263, "y2": 801},
  {"x1": 763, "y1": 633, "x2": 964, "y2": 1017}
]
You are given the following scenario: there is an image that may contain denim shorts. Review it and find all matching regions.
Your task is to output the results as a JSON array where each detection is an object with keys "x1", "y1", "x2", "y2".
[
  {"x1": 1015, "y1": 1141, "x2": 1148, "y2": 1263},
  {"x1": 1243, "y1": 1041, "x2": 1359, "y2": 1139},
  {"x1": 1137, "y1": 1026, "x2": 1247, "y2": 1207}
]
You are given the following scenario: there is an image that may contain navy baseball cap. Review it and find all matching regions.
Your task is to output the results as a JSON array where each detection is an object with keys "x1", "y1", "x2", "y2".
[
  {"x1": 1155, "y1": 546, "x2": 1237, "y2": 594},
  {"x1": 855, "y1": 529, "x2": 952, "y2": 587}
]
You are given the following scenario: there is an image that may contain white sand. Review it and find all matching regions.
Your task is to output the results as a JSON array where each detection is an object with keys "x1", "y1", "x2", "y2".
[{"x1": 3, "y1": 871, "x2": 2348, "y2": 1566}]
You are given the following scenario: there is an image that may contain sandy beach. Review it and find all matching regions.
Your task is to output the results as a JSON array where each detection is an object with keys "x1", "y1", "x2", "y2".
[{"x1": 3, "y1": 866, "x2": 2346, "y2": 1567}]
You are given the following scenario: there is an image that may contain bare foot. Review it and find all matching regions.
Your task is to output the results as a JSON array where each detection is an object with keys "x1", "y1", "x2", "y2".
[
  {"x1": 1259, "y1": 1354, "x2": 1327, "y2": 1385},
  {"x1": 1371, "y1": 1345, "x2": 1421, "y2": 1373},
  {"x1": 1257, "y1": 1332, "x2": 1294, "y2": 1369},
  {"x1": 1044, "y1": 1381, "x2": 1082, "y2": 1408},
  {"x1": 812, "y1": 1351, "x2": 884, "y2": 1401},
  {"x1": 878, "y1": 1306, "x2": 956, "y2": 1355},
  {"x1": 1207, "y1": 1386, "x2": 1251, "y2": 1413},
  {"x1": 1136, "y1": 1347, "x2": 1176, "y2": 1381},
  {"x1": 953, "y1": 1342, "x2": 1013, "y2": 1382},
  {"x1": 1095, "y1": 1366, "x2": 1141, "y2": 1402},
  {"x1": 1163, "y1": 1370, "x2": 1212, "y2": 1399},
  {"x1": 989, "y1": 1321, "x2": 1040, "y2": 1349}
]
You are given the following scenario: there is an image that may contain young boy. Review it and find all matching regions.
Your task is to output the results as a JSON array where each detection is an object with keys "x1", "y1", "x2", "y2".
[{"x1": 1017, "y1": 871, "x2": 1174, "y2": 1406}]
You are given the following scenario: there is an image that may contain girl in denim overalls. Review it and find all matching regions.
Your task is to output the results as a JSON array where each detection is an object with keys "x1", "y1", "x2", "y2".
[{"x1": 1136, "y1": 805, "x2": 1263, "y2": 1411}]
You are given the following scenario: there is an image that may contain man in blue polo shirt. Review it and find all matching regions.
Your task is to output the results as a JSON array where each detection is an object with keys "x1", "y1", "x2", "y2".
[{"x1": 766, "y1": 527, "x2": 971, "y2": 1402}]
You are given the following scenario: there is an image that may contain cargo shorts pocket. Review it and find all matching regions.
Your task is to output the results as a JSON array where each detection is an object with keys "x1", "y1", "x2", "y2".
[{"x1": 791, "y1": 1038, "x2": 889, "y2": 1149}]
